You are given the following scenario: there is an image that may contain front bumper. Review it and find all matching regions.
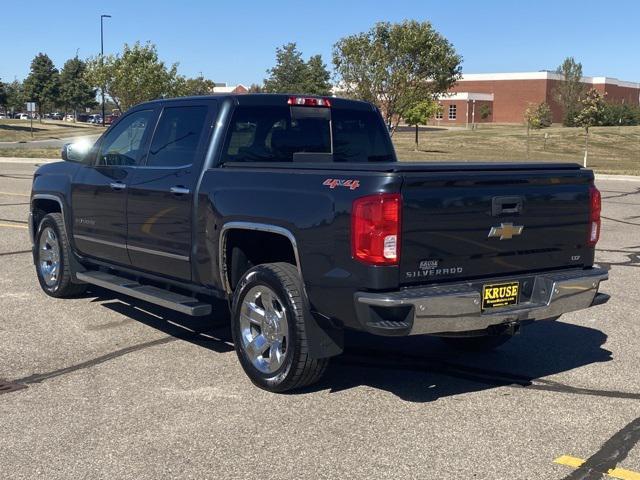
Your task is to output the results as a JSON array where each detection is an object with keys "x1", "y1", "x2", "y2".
[{"x1": 354, "y1": 268, "x2": 609, "y2": 336}]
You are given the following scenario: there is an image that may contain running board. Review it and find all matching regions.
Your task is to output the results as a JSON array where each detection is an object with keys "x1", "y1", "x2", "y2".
[{"x1": 76, "y1": 271, "x2": 212, "y2": 316}]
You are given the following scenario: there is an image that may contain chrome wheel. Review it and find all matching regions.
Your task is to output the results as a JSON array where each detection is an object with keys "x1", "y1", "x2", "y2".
[
  {"x1": 239, "y1": 285, "x2": 289, "y2": 374},
  {"x1": 39, "y1": 227, "x2": 60, "y2": 287}
]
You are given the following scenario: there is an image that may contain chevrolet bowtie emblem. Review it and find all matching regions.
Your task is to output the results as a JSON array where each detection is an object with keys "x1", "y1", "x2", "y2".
[{"x1": 488, "y1": 222, "x2": 524, "y2": 240}]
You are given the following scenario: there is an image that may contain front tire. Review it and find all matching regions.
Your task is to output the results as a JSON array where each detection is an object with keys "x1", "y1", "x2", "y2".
[
  {"x1": 231, "y1": 262, "x2": 328, "y2": 393},
  {"x1": 35, "y1": 213, "x2": 86, "y2": 298}
]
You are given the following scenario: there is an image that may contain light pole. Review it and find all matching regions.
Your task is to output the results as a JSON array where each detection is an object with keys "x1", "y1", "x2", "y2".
[{"x1": 100, "y1": 14, "x2": 111, "y2": 127}]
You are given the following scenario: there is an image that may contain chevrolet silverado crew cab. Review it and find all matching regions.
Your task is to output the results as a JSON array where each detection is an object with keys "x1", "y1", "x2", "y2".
[{"x1": 29, "y1": 94, "x2": 609, "y2": 392}]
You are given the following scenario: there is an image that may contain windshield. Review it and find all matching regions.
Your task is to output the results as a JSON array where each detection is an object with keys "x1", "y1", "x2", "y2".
[{"x1": 220, "y1": 105, "x2": 395, "y2": 163}]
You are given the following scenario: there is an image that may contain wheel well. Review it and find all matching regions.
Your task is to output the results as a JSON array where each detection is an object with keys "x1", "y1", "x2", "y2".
[
  {"x1": 32, "y1": 198, "x2": 62, "y2": 232},
  {"x1": 224, "y1": 229, "x2": 297, "y2": 291}
]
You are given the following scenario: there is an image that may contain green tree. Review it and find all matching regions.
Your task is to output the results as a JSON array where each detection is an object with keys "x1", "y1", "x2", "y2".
[
  {"x1": 601, "y1": 102, "x2": 640, "y2": 126},
  {"x1": 554, "y1": 57, "x2": 585, "y2": 126},
  {"x1": 524, "y1": 102, "x2": 553, "y2": 159},
  {"x1": 575, "y1": 88, "x2": 607, "y2": 167},
  {"x1": 59, "y1": 56, "x2": 97, "y2": 120},
  {"x1": 0, "y1": 79, "x2": 7, "y2": 112},
  {"x1": 333, "y1": 20, "x2": 462, "y2": 134},
  {"x1": 263, "y1": 43, "x2": 308, "y2": 93},
  {"x1": 523, "y1": 102, "x2": 552, "y2": 130},
  {"x1": 403, "y1": 100, "x2": 441, "y2": 150},
  {"x1": 86, "y1": 41, "x2": 180, "y2": 112},
  {"x1": 23, "y1": 53, "x2": 60, "y2": 119},
  {"x1": 304, "y1": 55, "x2": 332, "y2": 95},
  {"x1": 172, "y1": 75, "x2": 215, "y2": 96},
  {"x1": 248, "y1": 83, "x2": 263, "y2": 93},
  {"x1": 5, "y1": 80, "x2": 25, "y2": 114},
  {"x1": 263, "y1": 43, "x2": 332, "y2": 95}
]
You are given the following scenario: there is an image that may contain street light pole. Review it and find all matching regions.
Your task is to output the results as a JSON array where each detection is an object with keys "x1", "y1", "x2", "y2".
[{"x1": 100, "y1": 14, "x2": 111, "y2": 127}]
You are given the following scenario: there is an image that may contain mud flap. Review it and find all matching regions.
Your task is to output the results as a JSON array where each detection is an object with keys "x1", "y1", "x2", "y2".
[{"x1": 304, "y1": 309, "x2": 344, "y2": 359}]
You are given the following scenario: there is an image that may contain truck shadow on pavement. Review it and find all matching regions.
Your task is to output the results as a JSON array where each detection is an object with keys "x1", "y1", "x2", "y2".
[
  {"x1": 315, "y1": 322, "x2": 613, "y2": 402},
  {"x1": 88, "y1": 290, "x2": 235, "y2": 355},
  {"x1": 86, "y1": 287, "x2": 616, "y2": 403}
]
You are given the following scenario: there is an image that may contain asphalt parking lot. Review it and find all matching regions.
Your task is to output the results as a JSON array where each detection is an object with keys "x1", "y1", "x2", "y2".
[{"x1": 1, "y1": 160, "x2": 639, "y2": 480}]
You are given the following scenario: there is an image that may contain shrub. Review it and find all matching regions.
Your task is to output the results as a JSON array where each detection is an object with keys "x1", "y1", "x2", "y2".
[
  {"x1": 479, "y1": 104, "x2": 491, "y2": 120},
  {"x1": 601, "y1": 102, "x2": 640, "y2": 126}
]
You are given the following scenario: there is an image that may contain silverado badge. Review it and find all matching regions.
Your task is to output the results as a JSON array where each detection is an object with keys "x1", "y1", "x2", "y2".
[{"x1": 488, "y1": 222, "x2": 524, "y2": 240}]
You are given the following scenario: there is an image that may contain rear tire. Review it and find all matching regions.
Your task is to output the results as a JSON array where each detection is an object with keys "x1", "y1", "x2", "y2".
[
  {"x1": 441, "y1": 334, "x2": 513, "y2": 352},
  {"x1": 231, "y1": 262, "x2": 328, "y2": 393},
  {"x1": 34, "y1": 213, "x2": 86, "y2": 298}
]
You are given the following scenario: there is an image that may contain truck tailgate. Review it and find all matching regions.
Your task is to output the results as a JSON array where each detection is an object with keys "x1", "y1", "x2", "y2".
[{"x1": 399, "y1": 168, "x2": 595, "y2": 285}]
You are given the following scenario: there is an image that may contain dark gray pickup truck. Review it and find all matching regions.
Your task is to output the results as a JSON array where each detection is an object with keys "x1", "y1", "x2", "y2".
[{"x1": 29, "y1": 94, "x2": 609, "y2": 392}]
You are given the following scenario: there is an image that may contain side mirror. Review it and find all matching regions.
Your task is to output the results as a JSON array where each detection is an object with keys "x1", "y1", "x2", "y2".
[{"x1": 61, "y1": 142, "x2": 90, "y2": 163}]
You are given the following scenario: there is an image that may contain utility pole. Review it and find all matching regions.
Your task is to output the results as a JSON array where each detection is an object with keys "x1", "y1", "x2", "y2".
[{"x1": 100, "y1": 14, "x2": 112, "y2": 127}]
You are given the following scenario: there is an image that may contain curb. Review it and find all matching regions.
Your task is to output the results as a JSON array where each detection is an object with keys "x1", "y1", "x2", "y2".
[
  {"x1": 0, "y1": 157, "x2": 58, "y2": 164},
  {"x1": 595, "y1": 174, "x2": 640, "y2": 182}
]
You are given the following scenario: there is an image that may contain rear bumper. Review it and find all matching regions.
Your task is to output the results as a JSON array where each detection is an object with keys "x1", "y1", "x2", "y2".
[{"x1": 354, "y1": 268, "x2": 609, "y2": 336}]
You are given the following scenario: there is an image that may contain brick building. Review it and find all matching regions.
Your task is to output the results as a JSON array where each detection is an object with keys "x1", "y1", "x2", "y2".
[
  {"x1": 212, "y1": 83, "x2": 248, "y2": 94},
  {"x1": 433, "y1": 72, "x2": 640, "y2": 126}
]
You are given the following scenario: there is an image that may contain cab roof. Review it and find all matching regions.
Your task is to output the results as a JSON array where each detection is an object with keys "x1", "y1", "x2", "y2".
[{"x1": 136, "y1": 93, "x2": 377, "y2": 111}]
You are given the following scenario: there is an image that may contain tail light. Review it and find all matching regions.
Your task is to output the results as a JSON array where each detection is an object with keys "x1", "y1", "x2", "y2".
[
  {"x1": 287, "y1": 96, "x2": 331, "y2": 107},
  {"x1": 351, "y1": 193, "x2": 401, "y2": 265},
  {"x1": 587, "y1": 185, "x2": 601, "y2": 246}
]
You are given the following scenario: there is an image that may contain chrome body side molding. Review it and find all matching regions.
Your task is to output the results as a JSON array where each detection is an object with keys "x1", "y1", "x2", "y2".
[{"x1": 74, "y1": 234, "x2": 190, "y2": 261}]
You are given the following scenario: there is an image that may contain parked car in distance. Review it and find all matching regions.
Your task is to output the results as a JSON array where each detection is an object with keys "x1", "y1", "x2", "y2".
[
  {"x1": 18, "y1": 113, "x2": 29, "y2": 120},
  {"x1": 51, "y1": 112, "x2": 64, "y2": 120},
  {"x1": 105, "y1": 114, "x2": 120, "y2": 125},
  {"x1": 29, "y1": 94, "x2": 609, "y2": 392},
  {"x1": 65, "y1": 114, "x2": 75, "y2": 122},
  {"x1": 87, "y1": 114, "x2": 103, "y2": 124}
]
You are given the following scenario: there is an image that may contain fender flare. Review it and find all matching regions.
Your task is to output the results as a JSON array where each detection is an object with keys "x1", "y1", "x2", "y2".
[{"x1": 30, "y1": 194, "x2": 67, "y2": 245}]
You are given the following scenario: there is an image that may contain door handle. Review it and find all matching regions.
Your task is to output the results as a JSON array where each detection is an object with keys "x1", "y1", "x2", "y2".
[
  {"x1": 109, "y1": 182, "x2": 126, "y2": 191},
  {"x1": 170, "y1": 186, "x2": 190, "y2": 196}
]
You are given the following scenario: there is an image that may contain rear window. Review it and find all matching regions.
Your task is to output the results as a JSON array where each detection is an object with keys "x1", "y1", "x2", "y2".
[{"x1": 220, "y1": 105, "x2": 395, "y2": 163}]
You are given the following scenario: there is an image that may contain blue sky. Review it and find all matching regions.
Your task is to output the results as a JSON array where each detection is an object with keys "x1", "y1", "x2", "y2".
[{"x1": 2, "y1": 0, "x2": 639, "y2": 85}]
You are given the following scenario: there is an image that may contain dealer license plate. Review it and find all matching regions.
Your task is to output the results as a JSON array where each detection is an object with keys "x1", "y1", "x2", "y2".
[{"x1": 482, "y1": 281, "x2": 520, "y2": 310}]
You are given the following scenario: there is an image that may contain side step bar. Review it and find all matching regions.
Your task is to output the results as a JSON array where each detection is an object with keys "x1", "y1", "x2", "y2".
[{"x1": 76, "y1": 271, "x2": 212, "y2": 316}]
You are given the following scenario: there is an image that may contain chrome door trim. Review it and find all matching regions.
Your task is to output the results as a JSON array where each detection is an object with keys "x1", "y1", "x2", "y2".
[
  {"x1": 218, "y1": 221, "x2": 302, "y2": 294},
  {"x1": 75, "y1": 234, "x2": 190, "y2": 261},
  {"x1": 74, "y1": 234, "x2": 127, "y2": 249},
  {"x1": 127, "y1": 243, "x2": 190, "y2": 261}
]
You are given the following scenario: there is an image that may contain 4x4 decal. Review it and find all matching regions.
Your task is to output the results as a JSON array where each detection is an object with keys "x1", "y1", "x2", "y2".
[{"x1": 323, "y1": 178, "x2": 360, "y2": 190}]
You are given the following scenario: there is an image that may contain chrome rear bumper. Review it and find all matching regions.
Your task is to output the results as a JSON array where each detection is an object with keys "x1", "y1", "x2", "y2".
[{"x1": 354, "y1": 268, "x2": 609, "y2": 336}]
